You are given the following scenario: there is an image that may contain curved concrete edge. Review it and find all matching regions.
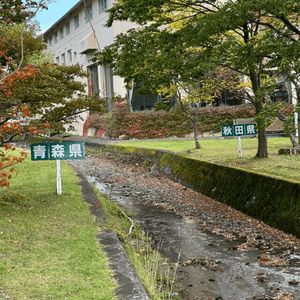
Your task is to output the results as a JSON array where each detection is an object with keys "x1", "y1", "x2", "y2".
[
  {"x1": 72, "y1": 166, "x2": 150, "y2": 300},
  {"x1": 98, "y1": 231, "x2": 150, "y2": 300}
]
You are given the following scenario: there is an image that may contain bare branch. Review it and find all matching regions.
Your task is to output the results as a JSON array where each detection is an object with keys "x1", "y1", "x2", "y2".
[
  {"x1": 121, "y1": 210, "x2": 134, "y2": 234},
  {"x1": 276, "y1": 15, "x2": 300, "y2": 36}
]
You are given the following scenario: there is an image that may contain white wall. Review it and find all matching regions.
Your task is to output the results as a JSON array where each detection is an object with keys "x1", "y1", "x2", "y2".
[{"x1": 44, "y1": 0, "x2": 131, "y2": 135}]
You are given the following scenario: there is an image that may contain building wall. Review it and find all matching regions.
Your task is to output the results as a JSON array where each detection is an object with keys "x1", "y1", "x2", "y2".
[{"x1": 43, "y1": 0, "x2": 133, "y2": 135}]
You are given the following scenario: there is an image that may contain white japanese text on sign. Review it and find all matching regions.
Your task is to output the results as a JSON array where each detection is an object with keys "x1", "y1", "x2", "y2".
[
  {"x1": 222, "y1": 124, "x2": 256, "y2": 137},
  {"x1": 31, "y1": 142, "x2": 85, "y2": 161}
]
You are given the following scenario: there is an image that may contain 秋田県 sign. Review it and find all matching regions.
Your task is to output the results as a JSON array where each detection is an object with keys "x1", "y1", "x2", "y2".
[{"x1": 222, "y1": 124, "x2": 256, "y2": 137}]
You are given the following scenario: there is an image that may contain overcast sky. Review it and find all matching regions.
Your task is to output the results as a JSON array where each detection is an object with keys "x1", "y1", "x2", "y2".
[{"x1": 34, "y1": 0, "x2": 80, "y2": 33}]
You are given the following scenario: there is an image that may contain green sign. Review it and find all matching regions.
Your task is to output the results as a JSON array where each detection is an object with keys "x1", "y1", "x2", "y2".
[
  {"x1": 222, "y1": 124, "x2": 256, "y2": 137},
  {"x1": 31, "y1": 142, "x2": 85, "y2": 161}
]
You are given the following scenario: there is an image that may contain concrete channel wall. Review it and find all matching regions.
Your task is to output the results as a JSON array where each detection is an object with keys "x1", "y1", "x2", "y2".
[{"x1": 41, "y1": 138, "x2": 300, "y2": 239}]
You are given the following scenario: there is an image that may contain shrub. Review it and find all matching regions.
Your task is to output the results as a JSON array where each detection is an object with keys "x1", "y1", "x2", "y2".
[
  {"x1": 153, "y1": 102, "x2": 171, "y2": 112},
  {"x1": 87, "y1": 102, "x2": 257, "y2": 139}
]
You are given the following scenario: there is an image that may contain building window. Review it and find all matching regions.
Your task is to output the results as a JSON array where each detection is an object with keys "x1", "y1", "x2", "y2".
[
  {"x1": 68, "y1": 50, "x2": 72, "y2": 63},
  {"x1": 85, "y1": 2, "x2": 93, "y2": 22},
  {"x1": 59, "y1": 27, "x2": 64, "y2": 40},
  {"x1": 104, "y1": 63, "x2": 114, "y2": 98},
  {"x1": 74, "y1": 14, "x2": 79, "y2": 29},
  {"x1": 74, "y1": 52, "x2": 77, "y2": 59},
  {"x1": 66, "y1": 22, "x2": 70, "y2": 35},
  {"x1": 88, "y1": 65, "x2": 99, "y2": 95},
  {"x1": 56, "y1": 56, "x2": 60, "y2": 65},
  {"x1": 61, "y1": 53, "x2": 66, "y2": 65},
  {"x1": 49, "y1": 36, "x2": 53, "y2": 46},
  {"x1": 99, "y1": 0, "x2": 107, "y2": 13},
  {"x1": 54, "y1": 32, "x2": 58, "y2": 44},
  {"x1": 270, "y1": 82, "x2": 290, "y2": 103}
]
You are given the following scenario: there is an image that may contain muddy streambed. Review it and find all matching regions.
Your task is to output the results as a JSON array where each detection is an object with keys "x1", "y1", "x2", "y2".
[
  {"x1": 88, "y1": 176, "x2": 300, "y2": 300},
  {"x1": 14, "y1": 141, "x2": 300, "y2": 299}
]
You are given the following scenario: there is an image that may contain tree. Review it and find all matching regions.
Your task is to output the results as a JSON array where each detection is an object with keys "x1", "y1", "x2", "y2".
[
  {"x1": 0, "y1": 0, "x2": 48, "y2": 188},
  {"x1": 1, "y1": 62, "x2": 106, "y2": 136},
  {"x1": 0, "y1": 23, "x2": 45, "y2": 66},
  {"x1": 99, "y1": 0, "x2": 300, "y2": 158},
  {"x1": 0, "y1": 0, "x2": 104, "y2": 188},
  {"x1": 96, "y1": 8, "x2": 244, "y2": 149},
  {"x1": 158, "y1": 69, "x2": 244, "y2": 148}
]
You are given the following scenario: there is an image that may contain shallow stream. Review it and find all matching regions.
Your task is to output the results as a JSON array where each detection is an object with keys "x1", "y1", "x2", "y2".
[{"x1": 89, "y1": 177, "x2": 300, "y2": 300}]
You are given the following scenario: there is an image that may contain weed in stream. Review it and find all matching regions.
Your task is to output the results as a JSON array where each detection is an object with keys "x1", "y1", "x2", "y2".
[
  {"x1": 94, "y1": 187, "x2": 181, "y2": 299},
  {"x1": 127, "y1": 235, "x2": 181, "y2": 300}
]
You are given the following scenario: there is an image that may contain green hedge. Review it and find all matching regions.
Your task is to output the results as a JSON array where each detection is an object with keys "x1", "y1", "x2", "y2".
[{"x1": 87, "y1": 102, "x2": 256, "y2": 139}]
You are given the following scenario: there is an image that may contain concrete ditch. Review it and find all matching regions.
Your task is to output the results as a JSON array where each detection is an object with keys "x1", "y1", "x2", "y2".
[{"x1": 29, "y1": 136, "x2": 300, "y2": 299}]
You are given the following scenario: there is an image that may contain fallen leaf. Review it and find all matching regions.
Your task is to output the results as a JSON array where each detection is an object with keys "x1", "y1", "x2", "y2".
[{"x1": 288, "y1": 279, "x2": 298, "y2": 285}]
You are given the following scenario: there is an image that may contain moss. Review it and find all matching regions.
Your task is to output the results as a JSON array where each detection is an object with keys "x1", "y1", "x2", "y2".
[
  {"x1": 136, "y1": 149, "x2": 157, "y2": 156},
  {"x1": 125, "y1": 147, "x2": 137, "y2": 153},
  {"x1": 151, "y1": 151, "x2": 300, "y2": 238},
  {"x1": 158, "y1": 153, "x2": 172, "y2": 167},
  {"x1": 27, "y1": 136, "x2": 45, "y2": 144}
]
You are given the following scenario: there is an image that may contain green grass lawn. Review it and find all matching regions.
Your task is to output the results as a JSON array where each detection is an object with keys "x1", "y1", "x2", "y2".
[
  {"x1": 118, "y1": 137, "x2": 300, "y2": 181},
  {"x1": 0, "y1": 150, "x2": 117, "y2": 300}
]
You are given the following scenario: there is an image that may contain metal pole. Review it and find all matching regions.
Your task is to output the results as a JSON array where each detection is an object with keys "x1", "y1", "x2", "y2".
[
  {"x1": 295, "y1": 112, "x2": 298, "y2": 138},
  {"x1": 238, "y1": 136, "x2": 242, "y2": 158},
  {"x1": 56, "y1": 160, "x2": 62, "y2": 195}
]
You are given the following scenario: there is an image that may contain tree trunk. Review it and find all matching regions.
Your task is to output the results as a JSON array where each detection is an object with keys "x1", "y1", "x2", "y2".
[
  {"x1": 179, "y1": 99, "x2": 201, "y2": 149},
  {"x1": 297, "y1": 113, "x2": 300, "y2": 146},
  {"x1": 253, "y1": 96, "x2": 268, "y2": 158},
  {"x1": 256, "y1": 128, "x2": 268, "y2": 158},
  {"x1": 290, "y1": 133, "x2": 300, "y2": 147},
  {"x1": 277, "y1": 111, "x2": 299, "y2": 147},
  {"x1": 193, "y1": 120, "x2": 201, "y2": 149}
]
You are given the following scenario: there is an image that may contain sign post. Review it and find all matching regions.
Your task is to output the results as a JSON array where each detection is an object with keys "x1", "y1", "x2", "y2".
[
  {"x1": 295, "y1": 112, "x2": 298, "y2": 138},
  {"x1": 56, "y1": 160, "x2": 62, "y2": 195},
  {"x1": 238, "y1": 137, "x2": 242, "y2": 158},
  {"x1": 31, "y1": 142, "x2": 85, "y2": 194},
  {"x1": 222, "y1": 124, "x2": 257, "y2": 157}
]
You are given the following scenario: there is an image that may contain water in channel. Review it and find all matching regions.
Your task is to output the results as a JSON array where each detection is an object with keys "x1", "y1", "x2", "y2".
[{"x1": 89, "y1": 176, "x2": 300, "y2": 300}]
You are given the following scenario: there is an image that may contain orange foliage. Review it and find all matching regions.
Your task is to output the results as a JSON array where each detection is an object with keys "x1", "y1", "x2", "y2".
[
  {"x1": 0, "y1": 32, "x2": 47, "y2": 189},
  {"x1": 0, "y1": 144, "x2": 27, "y2": 189}
]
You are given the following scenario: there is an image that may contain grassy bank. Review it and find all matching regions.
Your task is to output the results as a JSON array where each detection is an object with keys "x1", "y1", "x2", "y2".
[
  {"x1": 0, "y1": 150, "x2": 117, "y2": 300},
  {"x1": 118, "y1": 137, "x2": 300, "y2": 181},
  {"x1": 93, "y1": 189, "x2": 179, "y2": 300}
]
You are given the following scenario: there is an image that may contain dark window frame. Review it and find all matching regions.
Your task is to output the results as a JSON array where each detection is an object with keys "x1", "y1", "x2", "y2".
[
  {"x1": 68, "y1": 50, "x2": 72, "y2": 63},
  {"x1": 99, "y1": 0, "x2": 107, "y2": 13},
  {"x1": 59, "y1": 27, "x2": 64, "y2": 40},
  {"x1": 74, "y1": 14, "x2": 79, "y2": 29},
  {"x1": 54, "y1": 32, "x2": 58, "y2": 43},
  {"x1": 85, "y1": 2, "x2": 93, "y2": 22},
  {"x1": 66, "y1": 22, "x2": 70, "y2": 35},
  {"x1": 61, "y1": 53, "x2": 66, "y2": 65}
]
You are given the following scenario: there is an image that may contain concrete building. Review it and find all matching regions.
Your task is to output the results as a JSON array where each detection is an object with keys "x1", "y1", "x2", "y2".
[
  {"x1": 44, "y1": 0, "x2": 295, "y2": 136},
  {"x1": 43, "y1": 0, "x2": 137, "y2": 135}
]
